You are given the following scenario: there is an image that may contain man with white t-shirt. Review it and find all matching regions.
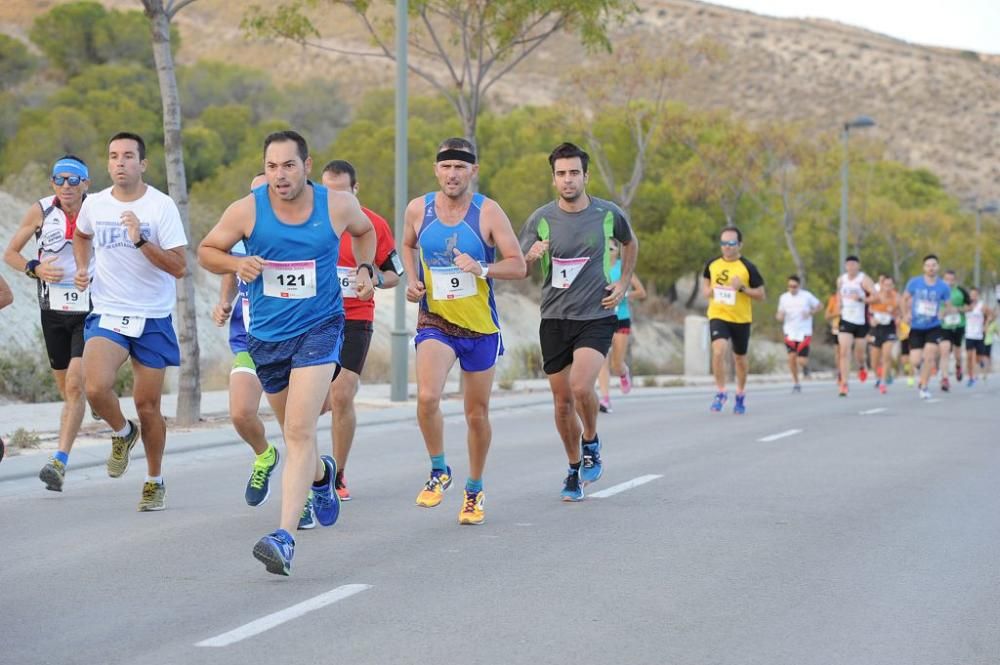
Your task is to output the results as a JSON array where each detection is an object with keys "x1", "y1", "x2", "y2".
[
  {"x1": 776, "y1": 275, "x2": 821, "y2": 393},
  {"x1": 73, "y1": 132, "x2": 188, "y2": 512},
  {"x1": 835, "y1": 255, "x2": 875, "y2": 397}
]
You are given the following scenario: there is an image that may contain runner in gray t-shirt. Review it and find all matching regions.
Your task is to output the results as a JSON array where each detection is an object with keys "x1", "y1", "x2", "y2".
[{"x1": 520, "y1": 142, "x2": 638, "y2": 502}]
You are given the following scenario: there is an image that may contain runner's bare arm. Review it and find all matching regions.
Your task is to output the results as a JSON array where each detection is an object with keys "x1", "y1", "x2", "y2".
[
  {"x1": 199, "y1": 196, "x2": 261, "y2": 281},
  {"x1": 702, "y1": 276, "x2": 713, "y2": 301},
  {"x1": 628, "y1": 274, "x2": 646, "y2": 300},
  {"x1": 402, "y1": 198, "x2": 425, "y2": 302},
  {"x1": 212, "y1": 273, "x2": 238, "y2": 326},
  {"x1": 3, "y1": 204, "x2": 43, "y2": 274},
  {"x1": 475, "y1": 199, "x2": 525, "y2": 280},
  {"x1": 72, "y1": 229, "x2": 93, "y2": 291},
  {"x1": 330, "y1": 191, "x2": 376, "y2": 298},
  {"x1": 0, "y1": 274, "x2": 12, "y2": 309},
  {"x1": 123, "y1": 210, "x2": 186, "y2": 279}
]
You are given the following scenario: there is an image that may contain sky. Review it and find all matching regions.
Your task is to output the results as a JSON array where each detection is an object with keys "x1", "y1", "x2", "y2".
[{"x1": 707, "y1": 0, "x2": 1000, "y2": 54}]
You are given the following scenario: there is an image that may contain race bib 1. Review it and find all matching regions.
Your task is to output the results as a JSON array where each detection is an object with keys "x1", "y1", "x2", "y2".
[
  {"x1": 915, "y1": 299, "x2": 937, "y2": 318},
  {"x1": 262, "y1": 260, "x2": 317, "y2": 299},
  {"x1": 241, "y1": 296, "x2": 251, "y2": 333},
  {"x1": 430, "y1": 266, "x2": 477, "y2": 300},
  {"x1": 943, "y1": 313, "x2": 961, "y2": 326},
  {"x1": 551, "y1": 257, "x2": 589, "y2": 290},
  {"x1": 337, "y1": 266, "x2": 358, "y2": 298},
  {"x1": 713, "y1": 286, "x2": 737, "y2": 306},
  {"x1": 99, "y1": 314, "x2": 145, "y2": 338},
  {"x1": 873, "y1": 311, "x2": 892, "y2": 325},
  {"x1": 48, "y1": 283, "x2": 89, "y2": 313}
]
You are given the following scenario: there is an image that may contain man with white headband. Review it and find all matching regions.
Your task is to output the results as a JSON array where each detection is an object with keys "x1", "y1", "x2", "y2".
[{"x1": 4, "y1": 155, "x2": 95, "y2": 492}]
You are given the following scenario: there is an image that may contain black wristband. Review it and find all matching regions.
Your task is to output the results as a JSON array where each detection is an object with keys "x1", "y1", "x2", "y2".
[
  {"x1": 25, "y1": 259, "x2": 40, "y2": 279},
  {"x1": 134, "y1": 238, "x2": 147, "y2": 249},
  {"x1": 356, "y1": 263, "x2": 375, "y2": 279}
]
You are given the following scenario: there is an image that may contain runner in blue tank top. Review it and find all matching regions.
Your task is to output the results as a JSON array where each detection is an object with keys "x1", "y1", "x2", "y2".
[
  {"x1": 401, "y1": 137, "x2": 526, "y2": 526},
  {"x1": 199, "y1": 131, "x2": 376, "y2": 576}
]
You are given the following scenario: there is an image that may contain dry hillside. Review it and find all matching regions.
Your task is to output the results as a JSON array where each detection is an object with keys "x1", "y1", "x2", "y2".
[{"x1": 2, "y1": 0, "x2": 997, "y2": 199}]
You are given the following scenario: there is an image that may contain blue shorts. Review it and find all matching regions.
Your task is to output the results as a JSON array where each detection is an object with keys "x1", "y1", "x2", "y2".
[
  {"x1": 414, "y1": 327, "x2": 503, "y2": 372},
  {"x1": 248, "y1": 315, "x2": 344, "y2": 394},
  {"x1": 84, "y1": 314, "x2": 181, "y2": 369}
]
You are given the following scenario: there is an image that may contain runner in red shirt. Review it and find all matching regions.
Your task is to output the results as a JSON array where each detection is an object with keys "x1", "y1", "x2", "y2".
[{"x1": 321, "y1": 160, "x2": 403, "y2": 500}]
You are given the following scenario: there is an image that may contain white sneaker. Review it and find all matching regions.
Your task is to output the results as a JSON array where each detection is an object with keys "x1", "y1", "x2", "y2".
[{"x1": 919, "y1": 389, "x2": 931, "y2": 400}]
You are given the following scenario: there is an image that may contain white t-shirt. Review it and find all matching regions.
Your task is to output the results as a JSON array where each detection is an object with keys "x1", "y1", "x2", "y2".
[
  {"x1": 839, "y1": 272, "x2": 868, "y2": 325},
  {"x1": 76, "y1": 185, "x2": 187, "y2": 318},
  {"x1": 778, "y1": 289, "x2": 820, "y2": 341}
]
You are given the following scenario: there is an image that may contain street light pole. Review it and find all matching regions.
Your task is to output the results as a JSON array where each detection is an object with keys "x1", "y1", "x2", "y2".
[
  {"x1": 838, "y1": 116, "x2": 875, "y2": 269},
  {"x1": 390, "y1": 0, "x2": 409, "y2": 402},
  {"x1": 974, "y1": 201, "x2": 999, "y2": 288}
]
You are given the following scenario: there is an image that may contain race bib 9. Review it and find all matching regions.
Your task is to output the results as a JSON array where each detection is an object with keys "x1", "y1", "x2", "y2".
[
  {"x1": 99, "y1": 314, "x2": 145, "y2": 338},
  {"x1": 262, "y1": 260, "x2": 317, "y2": 299},
  {"x1": 713, "y1": 286, "x2": 737, "y2": 306},
  {"x1": 430, "y1": 266, "x2": 476, "y2": 300},
  {"x1": 915, "y1": 299, "x2": 937, "y2": 318},
  {"x1": 49, "y1": 283, "x2": 89, "y2": 313},
  {"x1": 551, "y1": 257, "x2": 589, "y2": 290},
  {"x1": 337, "y1": 266, "x2": 358, "y2": 298}
]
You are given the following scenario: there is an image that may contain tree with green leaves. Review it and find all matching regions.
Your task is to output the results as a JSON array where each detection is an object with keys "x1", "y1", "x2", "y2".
[
  {"x1": 0, "y1": 35, "x2": 39, "y2": 88},
  {"x1": 140, "y1": 0, "x2": 201, "y2": 425},
  {"x1": 243, "y1": 0, "x2": 638, "y2": 144}
]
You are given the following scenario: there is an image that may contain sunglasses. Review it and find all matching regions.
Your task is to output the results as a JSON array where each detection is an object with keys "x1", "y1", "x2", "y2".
[
  {"x1": 52, "y1": 175, "x2": 85, "y2": 186},
  {"x1": 720, "y1": 240, "x2": 739, "y2": 247}
]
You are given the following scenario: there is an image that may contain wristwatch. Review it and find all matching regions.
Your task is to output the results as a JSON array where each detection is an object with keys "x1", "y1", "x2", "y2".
[
  {"x1": 356, "y1": 263, "x2": 375, "y2": 279},
  {"x1": 134, "y1": 238, "x2": 148, "y2": 249},
  {"x1": 478, "y1": 263, "x2": 490, "y2": 279},
  {"x1": 25, "y1": 259, "x2": 40, "y2": 279}
]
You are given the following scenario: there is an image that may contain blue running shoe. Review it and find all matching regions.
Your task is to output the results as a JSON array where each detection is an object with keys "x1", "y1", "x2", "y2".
[
  {"x1": 298, "y1": 492, "x2": 316, "y2": 530},
  {"x1": 561, "y1": 468, "x2": 584, "y2": 502},
  {"x1": 253, "y1": 529, "x2": 295, "y2": 576},
  {"x1": 710, "y1": 392, "x2": 727, "y2": 412},
  {"x1": 312, "y1": 455, "x2": 341, "y2": 526},
  {"x1": 580, "y1": 438, "x2": 603, "y2": 485},
  {"x1": 734, "y1": 393, "x2": 746, "y2": 415}
]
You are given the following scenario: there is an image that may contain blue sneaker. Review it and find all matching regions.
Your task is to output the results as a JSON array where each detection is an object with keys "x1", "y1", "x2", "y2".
[
  {"x1": 561, "y1": 468, "x2": 584, "y2": 502},
  {"x1": 733, "y1": 393, "x2": 746, "y2": 415},
  {"x1": 710, "y1": 392, "x2": 727, "y2": 412},
  {"x1": 297, "y1": 492, "x2": 316, "y2": 530},
  {"x1": 580, "y1": 438, "x2": 603, "y2": 485},
  {"x1": 312, "y1": 455, "x2": 341, "y2": 526},
  {"x1": 253, "y1": 529, "x2": 295, "y2": 576},
  {"x1": 245, "y1": 445, "x2": 279, "y2": 507}
]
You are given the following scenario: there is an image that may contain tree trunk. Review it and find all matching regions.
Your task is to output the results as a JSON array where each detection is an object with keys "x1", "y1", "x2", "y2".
[
  {"x1": 685, "y1": 276, "x2": 700, "y2": 309},
  {"x1": 145, "y1": 0, "x2": 201, "y2": 425}
]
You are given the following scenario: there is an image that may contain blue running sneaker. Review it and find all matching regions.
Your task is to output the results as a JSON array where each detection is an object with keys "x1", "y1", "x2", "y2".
[
  {"x1": 312, "y1": 455, "x2": 341, "y2": 526},
  {"x1": 253, "y1": 529, "x2": 295, "y2": 576},
  {"x1": 561, "y1": 468, "x2": 584, "y2": 502},
  {"x1": 580, "y1": 438, "x2": 603, "y2": 485},
  {"x1": 298, "y1": 492, "x2": 316, "y2": 530},
  {"x1": 734, "y1": 393, "x2": 746, "y2": 415},
  {"x1": 710, "y1": 392, "x2": 727, "y2": 412}
]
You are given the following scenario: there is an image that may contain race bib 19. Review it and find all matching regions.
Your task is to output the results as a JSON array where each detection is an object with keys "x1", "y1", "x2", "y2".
[
  {"x1": 713, "y1": 286, "x2": 737, "y2": 306},
  {"x1": 262, "y1": 260, "x2": 317, "y2": 299},
  {"x1": 915, "y1": 299, "x2": 937, "y2": 318},
  {"x1": 551, "y1": 257, "x2": 589, "y2": 290},
  {"x1": 430, "y1": 266, "x2": 477, "y2": 300},
  {"x1": 337, "y1": 266, "x2": 358, "y2": 298},
  {"x1": 99, "y1": 314, "x2": 145, "y2": 338},
  {"x1": 49, "y1": 283, "x2": 89, "y2": 313}
]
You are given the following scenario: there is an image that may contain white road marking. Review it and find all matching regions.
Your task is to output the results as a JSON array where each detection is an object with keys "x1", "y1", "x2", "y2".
[
  {"x1": 196, "y1": 584, "x2": 372, "y2": 647},
  {"x1": 859, "y1": 408, "x2": 887, "y2": 415},
  {"x1": 757, "y1": 429, "x2": 803, "y2": 442},
  {"x1": 590, "y1": 474, "x2": 663, "y2": 498},
  {"x1": 926, "y1": 398, "x2": 942, "y2": 404}
]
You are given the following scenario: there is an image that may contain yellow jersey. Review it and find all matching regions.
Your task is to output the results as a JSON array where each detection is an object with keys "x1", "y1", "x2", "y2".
[{"x1": 703, "y1": 255, "x2": 764, "y2": 324}]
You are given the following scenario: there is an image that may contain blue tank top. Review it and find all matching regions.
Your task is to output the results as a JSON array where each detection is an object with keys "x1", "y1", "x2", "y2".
[
  {"x1": 244, "y1": 183, "x2": 342, "y2": 342},
  {"x1": 416, "y1": 192, "x2": 499, "y2": 334},
  {"x1": 610, "y1": 261, "x2": 630, "y2": 321}
]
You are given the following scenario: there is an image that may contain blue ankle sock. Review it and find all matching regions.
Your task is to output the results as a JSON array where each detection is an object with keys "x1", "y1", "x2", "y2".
[
  {"x1": 430, "y1": 454, "x2": 447, "y2": 472},
  {"x1": 465, "y1": 477, "x2": 483, "y2": 493},
  {"x1": 54, "y1": 451, "x2": 69, "y2": 465}
]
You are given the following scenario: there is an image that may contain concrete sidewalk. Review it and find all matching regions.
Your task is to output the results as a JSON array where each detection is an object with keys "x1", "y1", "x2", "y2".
[{"x1": 0, "y1": 372, "x2": 826, "y2": 482}]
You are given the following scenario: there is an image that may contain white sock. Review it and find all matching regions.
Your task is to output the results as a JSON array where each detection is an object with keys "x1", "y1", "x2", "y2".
[
  {"x1": 114, "y1": 422, "x2": 132, "y2": 437},
  {"x1": 145, "y1": 475, "x2": 163, "y2": 484}
]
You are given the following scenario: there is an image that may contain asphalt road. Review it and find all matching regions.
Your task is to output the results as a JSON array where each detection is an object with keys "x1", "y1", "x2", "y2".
[{"x1": 2, "y1": 379, "x2": 999, "y2": 665}]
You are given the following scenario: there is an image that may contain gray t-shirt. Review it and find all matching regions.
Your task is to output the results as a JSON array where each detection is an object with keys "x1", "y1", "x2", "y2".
[{"x1": 520, "y1": 196, "x2": 633, "y2": 320}]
